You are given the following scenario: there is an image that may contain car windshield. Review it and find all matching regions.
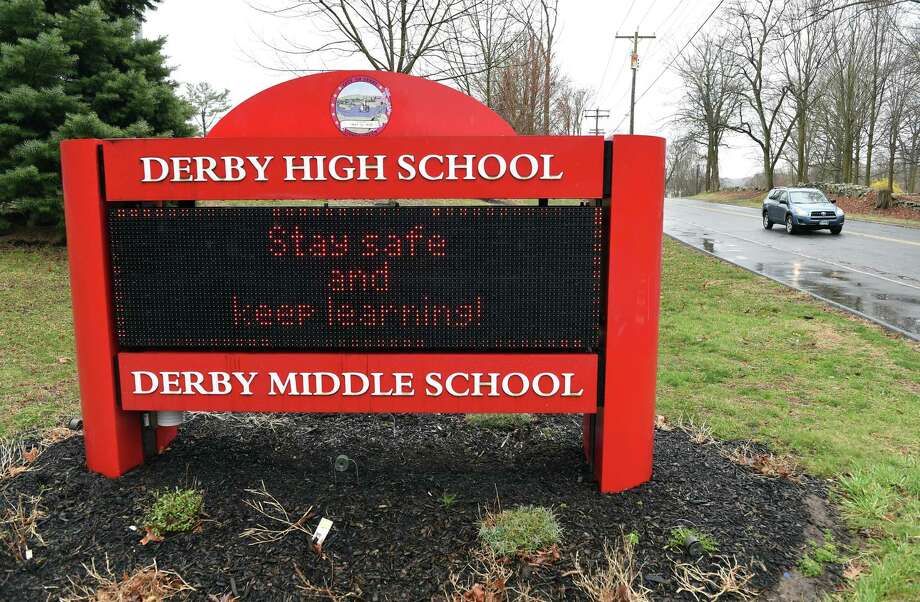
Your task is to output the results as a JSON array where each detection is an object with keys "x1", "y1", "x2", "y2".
[{"x1": 789, "y1": 190, "x2": 828, "y2": 204}]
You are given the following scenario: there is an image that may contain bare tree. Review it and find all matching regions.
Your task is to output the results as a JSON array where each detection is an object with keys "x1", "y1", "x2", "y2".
[
  {"x1": 665, "y1": 134, "x2": 701, "y2": 196},
  {"x1": 900, "y1": 88, "x2": 920, "y2": 192},
  {"x1": 879, "y1": 52, "x2": 917, "y2": 206},
  {"x1": 862, "y1": 5, "x2": 899, "y2": 185},
  {"x1": 442, "y1": 0, "x2": 519, "y2": 107},
  {"x1": 553, "y1": 80, "x2": 590, "y2": 135},
  {"x1": 183, "y1": 82, "x2": 231, "y2": 136},
  {"x1": 250, "y1": 0, "x2": 474, "y2": 75},
  {"x1": 538, "y1": 0, "x2": 559, "y2": 135},
  {"x1": 491, "y1": 29, "x2": 547, "y2": 134},
  {"x1": 724, "y1": 0, "x2": 797, "y2": 190},
  {"x1": 781, "y1": 0, "x2": 831, "y2": 183},
  {"x1": 823, "y1": 9, "x2": 870, "y2": 183},
  {"x1": 674, "y1": 34, "x2": 740, "y2": 192}
]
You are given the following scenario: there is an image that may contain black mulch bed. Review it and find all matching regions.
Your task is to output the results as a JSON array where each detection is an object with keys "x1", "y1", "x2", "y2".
[{"x1": 1, "y1": 413, "x2": 843, "y2": 600}]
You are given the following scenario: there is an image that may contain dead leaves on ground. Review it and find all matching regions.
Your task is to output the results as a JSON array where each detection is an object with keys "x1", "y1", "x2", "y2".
[
  {"x1": 62, "y1": 558, "x2": 194, "y2": 602},
  {"x1": 722, "y1": 445, "x2": 802, "y2": 483},
  {"x1": 1, "y1": 427, "x2": 76, "y2": 483}
]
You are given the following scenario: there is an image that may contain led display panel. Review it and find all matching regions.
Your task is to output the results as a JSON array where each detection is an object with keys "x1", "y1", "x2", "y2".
[{"x1": 108, "y1": 206, "x2": 604, "y2": 351}]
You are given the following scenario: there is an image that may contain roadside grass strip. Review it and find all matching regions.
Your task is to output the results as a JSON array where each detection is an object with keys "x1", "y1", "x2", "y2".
[{"x1": 658, "y1": 238, "x2": 920, "y2": 600}]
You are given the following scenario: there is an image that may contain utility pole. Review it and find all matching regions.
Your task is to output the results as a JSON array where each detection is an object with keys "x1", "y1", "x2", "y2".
[
  {"x1": 583, "y1": 108, "x2": 610, "y2": 136},
  {"x1": 615, "y1": 31, "x2": 655, "y2": 134}
]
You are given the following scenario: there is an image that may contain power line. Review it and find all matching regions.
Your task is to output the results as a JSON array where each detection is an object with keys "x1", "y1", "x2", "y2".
[
  {"x1": 601, "y1": 0, "x2": 686, "y2": 108},
  {"x1": 612, "y1": 0, "x2": 726, "y2": 133},
  {"x1": 636, "y1": 0, "x2": 659, "y2": 29},
  {"x1": 610, "y1": 0, "x2": 694, "y2": 112},
  {"x1": 639, "y1": 1, "x2": 692, "y2": 65},
  {"x1": 596, "y1": 0, "x2": 639, "y2": 95}
]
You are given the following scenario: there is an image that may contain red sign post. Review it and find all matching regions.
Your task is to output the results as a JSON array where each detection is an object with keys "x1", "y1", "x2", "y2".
[{"x1": 61, "y1": 71, "x2": 664, "y2": 493}]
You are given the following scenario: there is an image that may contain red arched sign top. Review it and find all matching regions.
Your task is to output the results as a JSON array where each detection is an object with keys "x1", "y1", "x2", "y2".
[{"x1": 208, "y1": 71, "x2": 516, "y2": 139}]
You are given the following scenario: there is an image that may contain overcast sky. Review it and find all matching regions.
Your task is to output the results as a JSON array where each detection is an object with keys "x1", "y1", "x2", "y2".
[{"x1": 144, "y1": 0, "x2": 761, "y2": 179}]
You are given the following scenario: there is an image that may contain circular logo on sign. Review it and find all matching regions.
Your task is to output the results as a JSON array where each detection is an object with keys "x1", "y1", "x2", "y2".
[{"x1": 331, "y1": 76, "x2": 392, "y2": 136}]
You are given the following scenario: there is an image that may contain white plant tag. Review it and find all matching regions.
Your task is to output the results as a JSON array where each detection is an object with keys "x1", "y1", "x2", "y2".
[{"x1": 312, "y1": 517, "x2": 333, "y2": 546}]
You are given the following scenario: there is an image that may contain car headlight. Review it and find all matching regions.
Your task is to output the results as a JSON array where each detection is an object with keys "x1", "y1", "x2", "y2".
[
  {"x1": 793, "y1": 207, "x2": 808, "y2": 217},
  {"x1": 835, "y1": 207, "x2": 844, "y2": 216}
]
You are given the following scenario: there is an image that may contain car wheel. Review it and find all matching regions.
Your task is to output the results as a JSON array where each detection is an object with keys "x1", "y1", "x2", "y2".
[
  {"x1": 830, "y1": 226, "x2": 842, "y2": 235},
  {"x1": 785, "y1": 215, "x2": 797, "y2": 234},
  {"x1": 763, "y1": 212, "x2": 773, "y2": 230}
]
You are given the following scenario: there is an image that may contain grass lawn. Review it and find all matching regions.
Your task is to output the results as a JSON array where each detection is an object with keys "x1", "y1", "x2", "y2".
[
  {"x1": 690, "y1": 189, "x2": 764, "y2": 208},
  {"x1": 659, "y1": 238, "x2": 919, "y2": 600},
  {"x1": 0, "y1": 244, "x2": 77, "y2": 437},
  {"x1": 1, "y1": 238, "x2": 918, "y2": 599}
]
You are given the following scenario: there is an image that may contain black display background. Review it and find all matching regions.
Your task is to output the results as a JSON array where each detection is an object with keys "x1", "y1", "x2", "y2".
[{"x1": 108, "y1": 206, "x2": 604, "y2": 351}]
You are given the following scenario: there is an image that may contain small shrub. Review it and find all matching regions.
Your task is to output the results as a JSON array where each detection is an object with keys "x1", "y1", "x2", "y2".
[
  {"x1": 798, "y1": 555, "x2": 823, "y2": 577},
  {"x1": 667, "y1": 526, "x2": 719, "y2": 555},
  {"x1": 626, "y1": 530, "x2": 640, "y2": 546},
  {"x1": 143, "y1": 488, "x2": 203, "y2": 538},
  {"x1": 465, "y1": 413, "x2": 534, "y2": 430},
  {"x1": 869, "y1": 178, "x2": 904, "y2": 194},
  {"x1": 798, "y1": 533, "x2": 842, "y2": 577},
  {"x1": 479, "y1": 505, "x2": 561, "y2": 556}
]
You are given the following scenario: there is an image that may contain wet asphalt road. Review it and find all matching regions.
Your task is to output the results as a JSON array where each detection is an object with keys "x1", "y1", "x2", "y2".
[{"x1": 664, "y1": 197, "x2": 920, "y2": 341}]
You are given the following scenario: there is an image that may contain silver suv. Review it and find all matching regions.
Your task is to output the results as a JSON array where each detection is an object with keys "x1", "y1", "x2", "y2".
[{"x1": 762, "y1": 187, "x2": 845, "y2": 234}]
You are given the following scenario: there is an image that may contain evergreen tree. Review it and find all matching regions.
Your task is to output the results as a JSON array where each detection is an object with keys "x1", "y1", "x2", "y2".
[{"x1": 0, "y1": 0, "x2": 193, "y2": 228}]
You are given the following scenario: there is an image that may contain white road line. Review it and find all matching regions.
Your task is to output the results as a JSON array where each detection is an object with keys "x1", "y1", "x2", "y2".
[
  {"x1": 844, "y1": 231, "x2": 920, "y2": 247},
  {"x1": 667, "y1": 218, "x2": 920, "y2": 291}
]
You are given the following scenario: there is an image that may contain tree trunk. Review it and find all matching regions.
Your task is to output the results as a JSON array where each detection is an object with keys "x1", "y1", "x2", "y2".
[
  {"x1": 877, "y1": 150, "x2": 896, "y2": 209},
  {"x1": 877, "y1": 188, "x2": 892, "y2": 209},
  {"x1": 841, "y1": 131, "x2": 852, "y2": 183},
  {"x1": 763, "y1": 138, "x2": 774, "y2": 190},
  {"x1": 710, "y1": 146, "x2": 720, "y2": 191},
  {"x1": 796, "y1": 110, "x2": 807, "y2": 184},
  {"x1": 865, "y1": 115, "x2": 875, "y2": 186}
]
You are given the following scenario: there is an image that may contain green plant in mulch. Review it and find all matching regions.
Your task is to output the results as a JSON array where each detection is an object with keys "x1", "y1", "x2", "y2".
[
  {"x1": 666, "y1": 526, "x2": 719, "y2": 555},
  {"x1": 798, "y1": 532, "x2": 843, "y2": 577},
  {"x1": 625, "y1": 530, "x2": 640, "y2": 546},
  {"x1": 143, "y1": 488, "x2": 203, "y2": 538},
  {"x1": 440, "y1": 492, "x2": 458, "y2": 509},
  {"x1": 479, "y1": 505, "x2": 561, "y2": 557},
  {"x1": 465, "y1": 414, "x2": 534, "y2": 430}
]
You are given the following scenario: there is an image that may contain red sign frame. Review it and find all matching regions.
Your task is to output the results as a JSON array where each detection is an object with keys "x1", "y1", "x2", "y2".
[{"x1": 60, "y1": 70, "x2": 665, "y2": 493}]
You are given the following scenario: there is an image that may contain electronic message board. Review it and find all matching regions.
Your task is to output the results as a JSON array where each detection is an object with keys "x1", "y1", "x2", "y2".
[
  {"x1": 60, "y1": 70, "x2": 666, "y2": 494},
  {"x1": 108, "y1": 206, "x2": 604, "y2": 351}
]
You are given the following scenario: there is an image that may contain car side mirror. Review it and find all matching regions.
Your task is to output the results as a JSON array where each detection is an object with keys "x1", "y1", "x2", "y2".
[
  {"x1": 779, "y1": 199, "x2": 788, "y2": 205},
  {"x1": 830, "y1": 199, "x2": 836, "y2": 204}
]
